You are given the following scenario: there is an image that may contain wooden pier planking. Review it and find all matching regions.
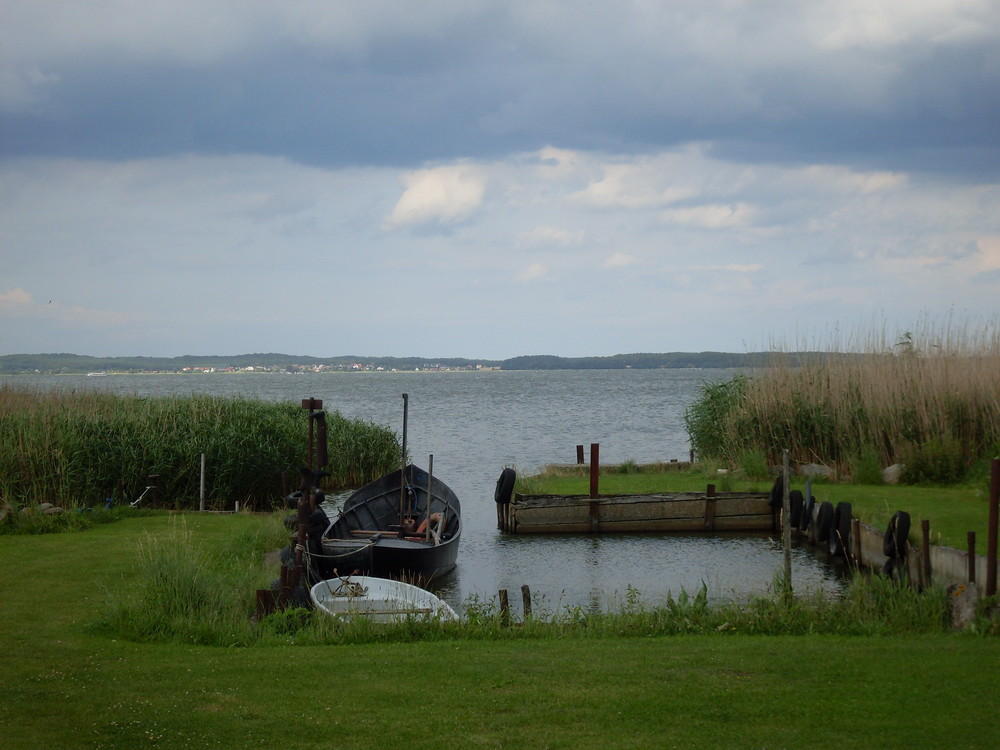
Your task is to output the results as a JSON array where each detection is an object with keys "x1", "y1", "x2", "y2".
[{"x1": 503, "y1": 492, "x2": 774, "y2": 534}]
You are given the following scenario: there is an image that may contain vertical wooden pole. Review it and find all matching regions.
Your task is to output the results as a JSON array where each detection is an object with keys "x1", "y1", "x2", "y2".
[
  {"x1": 499, "y1": 589, "x2": 510, "y2": 627},
  {"x1": 426, "y1": 454, "x2": 434, "y2": 542},
  {"x1": 921, "y1": 519, "x2": 932, "y2": 585},
  {"x1": 851, "y1": 518, "x2": 862, "y2": 567},
  {"x1": 987, "y1": 458, "x2": 999, "y2": 596},
  {"x1": 704, "y1": 484, "x2": 716, "y2": 532},
  {"x1": 399, "y1": 393, "x2": 408, "y2": 524},
  {"x1": 589, "y1": 443, "x2": 600, "y2": 499},
  {"x1": 521, "y1": 584, "x2": 532, "y2": 619},
  {"x1": 781, "y1": 449, "x2": 792, "y2": 599},
  {"x1": 576, "y1": 445, "x2": 585, "y2": 464},
  {"x1": 967, "y1": 531, "x2": 976, "y2": 584},
  {"x1": 199, "y1": 453, "x2": 206, "y2": 512}
]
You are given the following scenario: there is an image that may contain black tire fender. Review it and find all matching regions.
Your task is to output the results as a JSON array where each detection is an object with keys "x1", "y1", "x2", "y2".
[
  {"x1": 815, "y1": 501, "x2": 834, "y2": 543},
  {"x1": 798, "y1": 496, "x2": 815, "y2": 532},
  {"x1": 789, "y1": 490, "x2": 804, "y2": 528},
  {"x1": 829, "y1": 501, "x2": 852, "y2": 557},
  {"x1": 495, "y1": 467, "x2": 516, "y2": 504},
  {"x1": 768, "y1": 475, "x2": 784, "y2": 509},
  {"x1": 883, "y1": 510, "x2": 911, "y2": 559}
]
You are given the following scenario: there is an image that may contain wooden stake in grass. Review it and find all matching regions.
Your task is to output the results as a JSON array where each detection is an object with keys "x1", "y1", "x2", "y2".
[{"x1": 782, "y1": 448, "x2": 792, "y2": 601}]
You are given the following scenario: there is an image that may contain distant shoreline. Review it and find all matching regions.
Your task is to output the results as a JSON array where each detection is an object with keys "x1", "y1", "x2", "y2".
[{"x1": 0, "y1": 351, "x2": 834, "y2": 376}]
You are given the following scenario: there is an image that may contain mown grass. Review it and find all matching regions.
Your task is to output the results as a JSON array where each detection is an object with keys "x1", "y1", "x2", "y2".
[
  {"x1": 520, "y1": 464, "x2": 991, "y2": 550},
  {"x1": 684, "y1": 318, "x2": 1000, "y2": 483},
  {"x1": 1, "y1": 513, "x2": 997, "y2": 749},
  {"x1": 0, "y1": 386, "x2": 400, "y2": 511}
]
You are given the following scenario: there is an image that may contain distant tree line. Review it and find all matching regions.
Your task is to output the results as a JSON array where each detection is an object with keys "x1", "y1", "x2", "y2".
[
  {"x1": 497, "y1": 352, "x2": 839, "y2": 370},
  {"x1": 0, "y1": 351, "x2": 849, "y2": 375}
]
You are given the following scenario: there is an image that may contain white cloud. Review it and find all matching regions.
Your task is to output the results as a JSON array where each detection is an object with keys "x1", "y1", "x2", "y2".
[
  {"x1": 690, "y1": 264, "x2": 764, "y2": 273},
  {"x1": 660, "y1": 203, "x2": 756, "y2": 229},
  {"x1": 813, "y1": 0, "x2": 997, "y2": 51},
  {"x1": 384, "y1": 165, "x2": 486, "y2": 229},
  {"x1": 517, "y1": 262, "x2": 547, "y2": 282},
  {"x1": 0, "y1": 287, "x2": 34, "y2": 315},
  {"x1": 605, "y1": 252, "x2": 638, "y2": 268},
  {"x1": 517, "y1": 225, "x2": 584, "y2": 247},
  {"x1": 574, "y1": 161, "x2": 698, "y2": 210}
]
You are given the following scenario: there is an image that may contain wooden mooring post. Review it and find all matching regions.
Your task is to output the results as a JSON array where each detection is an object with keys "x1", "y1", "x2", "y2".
[
  {"x1": 589, "y1": 443, "x2": 600, "y2": 499},
  {"x1": 781, "y1": 449, "x2": 792, "y2": 599},
  {"x1": 987, "y1": 458, "x2": 999, "y2": 596},
  {"x1": 499, "y1": 589, "x2": 510, "y2": 627},
  {"x1": 968, "y1": 532, "x2": 976, "y2": 584},
  {"x1": 576, "y1": 445, "x2": 585, "y2": 464},
  {"x1": 921, "y1": 519, "x2": 932, "y2": 586},
  {"x1": 521, "y1": 584, "x2": 532, "y2": 619}
]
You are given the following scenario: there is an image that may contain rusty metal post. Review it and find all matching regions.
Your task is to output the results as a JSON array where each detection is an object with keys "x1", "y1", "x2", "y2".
[
  {"x1": 589, "y1": 443, "x2": 599, "y2": 499},
  {"x1": 987, "y1": 458, "x2": 999, "y2": 596},
  {"x1": 967, "y1": 531, "x2": 976, "y2": 584},
  {"x1": 576, "y1": 445, "x2": 585, "y2": 464},
  {"x1": 921, "y1": 519, "x2": 931, "y2": 585}
]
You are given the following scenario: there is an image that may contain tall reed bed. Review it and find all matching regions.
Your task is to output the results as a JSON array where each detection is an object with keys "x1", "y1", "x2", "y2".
[
  {"x1": 685, "y1": 318, "x2": 1000, "y2": 481},
  {"x1": 0, "y1": 386, "x2": 400, "y2": 509}
]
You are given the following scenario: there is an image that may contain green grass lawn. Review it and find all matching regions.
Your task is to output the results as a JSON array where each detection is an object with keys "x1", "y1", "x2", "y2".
[
  {"x1": 519, "y1": 467, "x2": 993, "y2": 550},
  {"x1": 1, "y1": 513, "x2": 997, "y2": 748}
]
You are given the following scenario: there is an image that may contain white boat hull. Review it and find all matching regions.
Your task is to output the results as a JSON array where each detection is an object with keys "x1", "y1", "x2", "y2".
[{"x1": 309, "y1": 576, "x2": 459, "y2": 622}]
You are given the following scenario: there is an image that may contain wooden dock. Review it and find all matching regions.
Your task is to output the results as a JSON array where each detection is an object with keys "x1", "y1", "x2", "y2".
[{"x1": 498, "y1": 491, "x2": 776, "y2": 534}]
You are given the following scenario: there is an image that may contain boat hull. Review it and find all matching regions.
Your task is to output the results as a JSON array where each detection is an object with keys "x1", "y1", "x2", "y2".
[
  {"x1": 316, "y1": 465, "x2": 461, "y2": 580},
  {"x1": 309, "y1": 576, "x2": 459, "y2": 622}
]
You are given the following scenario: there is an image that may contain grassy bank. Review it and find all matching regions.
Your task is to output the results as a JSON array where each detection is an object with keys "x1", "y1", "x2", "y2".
[
  {"x1": 519, "y1": 464, "x2": 992, "y2": 550},
  {"x1": 0, "y1": 513, "x2": 996, "y2": 749},
  {"x1": 0, "y1": 387, "x2": 400, "y2": 511},
  {"x1": 684, "y1": 319, "x2": 1000, "y2": 482}
]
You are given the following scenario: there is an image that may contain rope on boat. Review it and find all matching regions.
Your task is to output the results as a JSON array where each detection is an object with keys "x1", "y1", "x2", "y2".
[{"x1": 302, "y1": 538, "x2": 377, "y2": 563}]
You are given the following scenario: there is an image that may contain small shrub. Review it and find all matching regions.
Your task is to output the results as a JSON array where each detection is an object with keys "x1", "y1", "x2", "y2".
[
  {"x1": 900, "y1": 437, "x2": 968, "y2": 485},
  {"x1": 616, "y1": 459, "x2": 639, "y2": 474},
  {"x1": 850, "y1": 446, "x2": 884, "y2": 485},
  {"x1": 738, "y1": 450, "x2": 770, "y2": 481}
]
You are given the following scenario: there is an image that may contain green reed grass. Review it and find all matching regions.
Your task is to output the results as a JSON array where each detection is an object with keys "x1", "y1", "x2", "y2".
[
  {"x1": 685, "y1": 317, "x2": 1000, "y2": 482},
  {"x1": 0, "y1": 387, "x2": 400, "y2": 510},
  {"x1": 97, "y1": 516, "x2": 287, "y2": 645},
  {"x1": 96, "y1": 513, "x2": 967, "y2": 648}
]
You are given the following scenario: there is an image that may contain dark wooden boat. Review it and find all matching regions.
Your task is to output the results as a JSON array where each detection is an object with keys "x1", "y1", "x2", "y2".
[{"x1": 311, "y1": 464, "x2": 461, "y2": 581}]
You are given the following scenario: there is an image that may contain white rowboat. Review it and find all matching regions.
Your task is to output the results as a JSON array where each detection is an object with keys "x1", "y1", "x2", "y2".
[{"x1": 309, "y1": 576, "x2": 459, "y2": 622}]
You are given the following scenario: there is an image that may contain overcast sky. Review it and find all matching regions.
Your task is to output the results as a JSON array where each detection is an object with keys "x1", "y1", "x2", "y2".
[{"x1": 2, "y1": 1, "x2": 998, "y2": 359}]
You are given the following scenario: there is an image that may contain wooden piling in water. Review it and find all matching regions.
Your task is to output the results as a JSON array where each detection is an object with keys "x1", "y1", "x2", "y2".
[
  {"x1": 521, "y1": 584, "x2": 532, "y2": 618},
  {"x1": 589, "y1": 443, "x2": 600, "y2": 499}
]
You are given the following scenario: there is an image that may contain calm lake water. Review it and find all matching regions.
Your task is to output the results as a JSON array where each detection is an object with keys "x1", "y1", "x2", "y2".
[{"x1": 7, "y1": 369, "x2": 847, "y2": 610}]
